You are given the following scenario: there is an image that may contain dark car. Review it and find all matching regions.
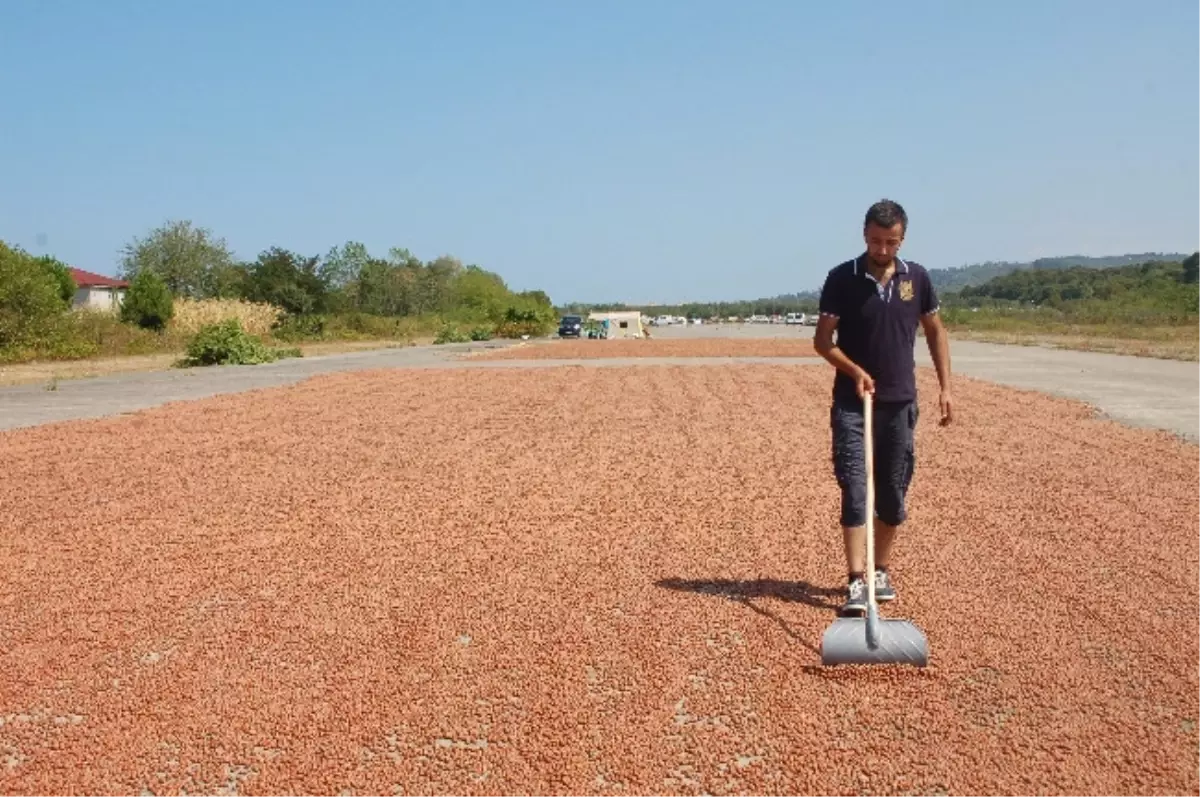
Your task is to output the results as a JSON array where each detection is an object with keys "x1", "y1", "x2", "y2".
[{"x1": 558, "y1": 314, "x2": 583, "y2": 337}]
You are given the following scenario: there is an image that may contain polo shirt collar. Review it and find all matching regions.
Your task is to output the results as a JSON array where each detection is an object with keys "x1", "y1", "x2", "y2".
[{"x1": 854, "y1": 254, "x2": 909, "y2": 278}]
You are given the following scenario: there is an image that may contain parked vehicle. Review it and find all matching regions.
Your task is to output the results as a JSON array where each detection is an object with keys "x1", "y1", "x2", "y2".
[
  {"x1": 785, "y1": 312, "x2": 805, "y2": 325},
  {"x1": 558, "y1": 315, "x2": 583, "y2": 337}
]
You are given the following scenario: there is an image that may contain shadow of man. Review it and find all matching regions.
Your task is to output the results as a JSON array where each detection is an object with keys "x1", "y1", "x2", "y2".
[{"x1": 654, "y1": 577, "x2": 844, "y2": 655}]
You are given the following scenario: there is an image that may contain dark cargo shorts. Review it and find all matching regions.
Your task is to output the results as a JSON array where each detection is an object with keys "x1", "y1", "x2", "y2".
[{"x1": 830, "y1": 395, "x2": 918, "y2": 528}]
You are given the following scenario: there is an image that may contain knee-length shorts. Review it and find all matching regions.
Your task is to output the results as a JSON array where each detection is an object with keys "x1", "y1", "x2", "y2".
[{"x1": 830, "y1": 395, "x2": 919, "y2": 528}]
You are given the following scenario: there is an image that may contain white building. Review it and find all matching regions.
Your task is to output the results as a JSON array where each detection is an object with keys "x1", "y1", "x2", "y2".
[{"x1": 70, "y1": 268, "x2": 129, "y2": 312}]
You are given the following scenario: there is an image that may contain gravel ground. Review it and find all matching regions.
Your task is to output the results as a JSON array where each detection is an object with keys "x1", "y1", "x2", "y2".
[
  {"x1": 466, "y1": 328, "x2": 1199, "y2": 441},
  {"x1": 1, "y1": 365, "x2": 1196, "y2": 795}
]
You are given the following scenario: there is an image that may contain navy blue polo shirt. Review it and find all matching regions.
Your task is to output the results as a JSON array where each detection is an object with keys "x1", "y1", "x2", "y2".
[{"x1": 818, "y1": 254, "x2": 939, "y2": 404}]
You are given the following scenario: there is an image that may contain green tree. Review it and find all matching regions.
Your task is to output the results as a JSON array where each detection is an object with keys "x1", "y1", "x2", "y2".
[
  {"x1": 414, "y1": 254, "x2": 463, "y2": 314},
  {"x1": 1183, "y1": 252, "x2": 1198, "y2": 284},
  {"x1": 518, "y1": 289, "x2": 553, "y2": 308},
  {"x1": 119, "y1": 219, "x2": 236, "y2": 299},
  {"x1": 209, "y1": 262, "x2": 252, "y2": 299},
  {"x1": 120, "y1": 269, "x2": 175, "y2": 330},
  {"x1": 0, "y1": 241, "x2": 70, "y2": 351},
  {"x1": 354, "y1": 257, "x2": 413, "y2": 315},
  {"x1": 321, "y1": 241, "x2": 370, "y2": 291},
  {"x1": 452, "y1": 266, "x2": 511, "y2": 321},
  {"x1": 244, "y1": 247, "x2": 327, "y2": 316},
  {"x1": 35, "y1": 255, "x2": 76, "y2": 306},
  {"x1": 320, "y1": 241, "x2": 371, "y2": 312}
]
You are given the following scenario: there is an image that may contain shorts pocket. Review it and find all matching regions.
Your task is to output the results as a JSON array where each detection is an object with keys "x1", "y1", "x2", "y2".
[
  {"x1": 903, "y1": 402, "x2": 917, "y2": 490},
  {"x1": 830, "y1": 404, "x2": 863, "y2": 489}
]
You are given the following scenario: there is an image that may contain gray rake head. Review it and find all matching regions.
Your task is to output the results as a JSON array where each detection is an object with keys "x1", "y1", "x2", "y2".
[{"x1": 821, "y1": 604, "x2": 930, "y2": 667}]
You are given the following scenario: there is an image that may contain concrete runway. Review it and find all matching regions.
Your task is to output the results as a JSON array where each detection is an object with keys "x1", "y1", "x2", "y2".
[{"x1": 0, "y1": 325, "x2": 1196, "y2": 441}]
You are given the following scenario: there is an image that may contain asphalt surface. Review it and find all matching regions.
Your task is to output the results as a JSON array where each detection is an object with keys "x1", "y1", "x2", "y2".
[{"x1": 0, "y1": 328, "x2": 1196, "y2": 441}]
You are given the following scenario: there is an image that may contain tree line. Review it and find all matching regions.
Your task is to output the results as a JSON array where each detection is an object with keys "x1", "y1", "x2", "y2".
[
  {"x1": 955, "y1": 253, "x2": 1198, "y2": 301},
  {"x1": 0, "y1": 219, "x2": 559, "y2": 363},
  {"x1": 936, "y1": 255, "x2": 1200, "y2": 326},
  {"x1": 117, "y1": 220, "x2": 556, "y2": 332},
  {"x1": 927, "y1": 252, "x2": 1195, "y2": 292}
]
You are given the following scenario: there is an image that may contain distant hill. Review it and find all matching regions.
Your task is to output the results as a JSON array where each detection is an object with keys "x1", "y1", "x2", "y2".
[
  {"x1": 768, "y1": 290, "x2": 821, "y2": 302},
  {"x1": 928, "y1": 253, "x2": 1193, "y2": 293},
  {"x1": 560, "y1": 253, "x2": 1194, "y2": 316}
]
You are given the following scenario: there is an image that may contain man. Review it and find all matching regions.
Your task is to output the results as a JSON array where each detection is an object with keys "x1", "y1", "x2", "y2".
[{"x1": 813, "y1": 199, "x2": 953, "y2": 616}]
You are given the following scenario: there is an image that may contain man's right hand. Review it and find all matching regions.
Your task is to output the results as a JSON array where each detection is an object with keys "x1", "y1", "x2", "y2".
[{"x1": 855, "y1": 370, "x2": 875, "y2": 399}]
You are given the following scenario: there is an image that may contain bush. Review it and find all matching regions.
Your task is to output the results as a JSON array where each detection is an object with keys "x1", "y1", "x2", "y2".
[
  {"x1": 469, "y1": 325, "x2": 493, "y2": 341},
  {"x1": 171, "y1": 297, "x2": 283, "y2": 337},
  {"x1": 329, "y1": 311, "x2": 402, "y2": 338},
  {"x1": 271, "y1": 312, "x2": 434, "y2": 343},
  {"x1": 0, "y1": 241, "x2": 71, "y2": 355},
  {"x1": 434, "y1": 324, "x2": 470, "y2": 344},
  {"x1": 493, "y1": 303, "x2": 555, "y2": 338},
  {"x1": 26, "y1": 313, "x2": 101, "y2": 360},
  {"x1": 177, "y1": 318, "x2": 301, "y2": 367},
  {"x1": 36, "y1": 256, "x2": 76, "y2": 306},
  {"x1": 68, "y1": 309, "x2": 185, "y2": 356},
  {"x1": 494, "y1": 320, "x2": 545, "y2": 339},
  {"x1": 272, "y1": 313, "x2": 327, "y2": 341},
  {"x1": 120, "y1": 269, "x2": 175, "y2": 330}
]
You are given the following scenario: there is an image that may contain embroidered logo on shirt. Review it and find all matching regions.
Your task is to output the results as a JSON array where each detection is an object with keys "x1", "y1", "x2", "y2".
[{"x1": 898, "y1": 279, "x2": 914, "y2": 301}]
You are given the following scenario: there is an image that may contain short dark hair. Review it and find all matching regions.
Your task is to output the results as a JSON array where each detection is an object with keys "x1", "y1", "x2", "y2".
[{"x1": 864, "y1": 199, "x2": 908, "y2": 234}]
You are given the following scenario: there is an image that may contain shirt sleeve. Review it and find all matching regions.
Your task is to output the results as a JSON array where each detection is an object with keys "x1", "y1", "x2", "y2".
[
  {"x1": 920, "y1": 271, "x2": 940, "y2": 316},
  {"x1": 818, "y1": 269, "x2": 843, "y2": 319}
]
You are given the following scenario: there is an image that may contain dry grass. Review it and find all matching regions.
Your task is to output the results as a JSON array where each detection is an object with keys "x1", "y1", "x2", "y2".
[
  {"x1": 0, "y1": 338, "x2": 423, "y2": 386},
  {"x1": 170, "y1": 298, "x2": 284, "y2": 337},
  {"x1": 0, "y1": 352, "x2": 183, "y2": 386},
  {"x1": 944, "y1": 327, "x2": 1198, "y2": 361}
]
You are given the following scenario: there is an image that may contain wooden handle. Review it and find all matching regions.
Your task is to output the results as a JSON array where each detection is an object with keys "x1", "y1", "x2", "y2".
[{"x1": 864, "y1": 391, "x2": 876, "y2": 607}]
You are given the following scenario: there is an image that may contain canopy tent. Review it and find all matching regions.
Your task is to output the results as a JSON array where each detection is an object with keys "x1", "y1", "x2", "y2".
[{"x1": 587, "y1": 311, "x2": 645, "y2": 339}]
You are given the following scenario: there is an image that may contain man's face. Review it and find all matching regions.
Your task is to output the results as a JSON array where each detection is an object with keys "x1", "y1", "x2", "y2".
[{"x1": 864, "y1": 221, "x2": 905, "y2": 267}]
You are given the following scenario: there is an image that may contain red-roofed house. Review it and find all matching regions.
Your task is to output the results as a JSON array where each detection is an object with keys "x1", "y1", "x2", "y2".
[{"x1": 70, "y1": 268, "x2": 130, "y2": 312}]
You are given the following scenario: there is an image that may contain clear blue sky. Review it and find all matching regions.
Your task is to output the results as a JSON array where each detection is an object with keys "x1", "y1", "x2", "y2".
[{"x1": 2, "y1": 1, "x2": 1197, "y2": 304}]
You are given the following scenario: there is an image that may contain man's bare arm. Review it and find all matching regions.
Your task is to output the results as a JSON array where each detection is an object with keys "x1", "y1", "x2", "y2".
[
  {"x1": 920, "y1": 310, "x2": 953, "y2": 423},
  {"x1": 813, "y1": 315, "x2": 873, "y2": 395},
  {"x1": 919, "y1": 311, "x2": 951, "y2": 390},
  {"x1": 814, "y1": 315, "x2": 854, "y2": 374}
]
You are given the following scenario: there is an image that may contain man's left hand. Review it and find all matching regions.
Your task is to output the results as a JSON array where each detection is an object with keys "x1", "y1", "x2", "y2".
[{"x1": 938, "y1": 390, "x2": 953, "y2": 426}]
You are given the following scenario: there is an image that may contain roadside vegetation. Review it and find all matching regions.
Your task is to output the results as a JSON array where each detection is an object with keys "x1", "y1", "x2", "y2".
[
  {"x1": 0, "y1": 220, "x2": 557, "y2": 368},
  {"x1": 935, "y1": 254, "x2": 1198, "y2": 359}
]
